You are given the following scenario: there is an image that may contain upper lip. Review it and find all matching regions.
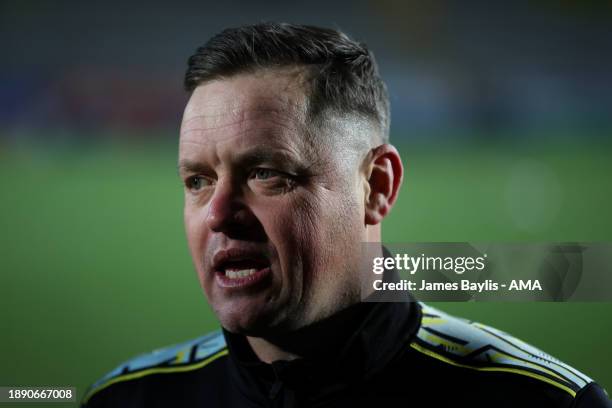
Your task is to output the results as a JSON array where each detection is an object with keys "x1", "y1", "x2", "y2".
[{"x1": 211, "y1": 248, "x2": 270, "y2": 272}]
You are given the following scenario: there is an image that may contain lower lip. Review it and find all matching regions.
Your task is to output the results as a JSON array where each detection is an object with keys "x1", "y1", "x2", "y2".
[{"x1": 215, "y1": 267, "x2": 272, "y2": 289}]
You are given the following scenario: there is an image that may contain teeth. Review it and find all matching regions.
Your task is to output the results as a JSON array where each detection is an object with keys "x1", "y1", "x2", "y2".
[{"x1": 225, "y1": 268, "x2": 258, "y2": 279}]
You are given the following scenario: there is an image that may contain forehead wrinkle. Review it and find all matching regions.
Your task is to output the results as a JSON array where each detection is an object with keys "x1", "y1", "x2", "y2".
[
  {"x1": 180, "y1": 114, "x2": 312, "y2": 163},
  {"x1": 179, "y1": 125, "x2": 309, "y2": 164},
  {"x1": 182, "y1": 94, "x2": 306, "y2": 128},
  {"x1": 181, "y1": 108, "x2": 303, "y2": 130},
  {"x1": 180, "y1": 102, "x2": 307, "y2": 147},
  {"x1": 182, "y1": 106, "x2": 299, "y2": 123},
  {"x1": 180, "y1": 69, "x2": 321, "y2": 167},
  {"x1": 182, "y1": 96, "x2": 305, "y2": 121},
  {"x1": 179, "y1": 127, "x2": 303, "y2": 150},
  {"x1": 180, "y1": 118, "x2": 300, "y2": 140}
]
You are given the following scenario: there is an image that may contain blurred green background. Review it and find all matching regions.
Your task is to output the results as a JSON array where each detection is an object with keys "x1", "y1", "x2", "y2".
[
  {"x1": 1, "y1": 138, "x2": 611, "y2": 404},
  {"x1": 2, "y1": 1, "x2": 612, "y2": 405}
]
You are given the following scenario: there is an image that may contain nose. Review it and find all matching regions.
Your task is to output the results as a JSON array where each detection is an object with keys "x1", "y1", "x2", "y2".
[{"x1": 205, "y1": 179, "x2": 255, "y2": 233}]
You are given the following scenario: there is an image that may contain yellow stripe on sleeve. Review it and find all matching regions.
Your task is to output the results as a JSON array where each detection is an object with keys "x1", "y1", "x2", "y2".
[
  {"x1": 82, "y1": 348, "x2": 229, "y2": 404},
  {"x1": 409, "y1": 342, "x2": 577, "y2": 398}
]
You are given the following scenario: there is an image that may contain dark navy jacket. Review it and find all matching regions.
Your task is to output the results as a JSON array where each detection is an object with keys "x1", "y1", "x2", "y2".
[{"x1": 82, "y1": 301, "x2": 610, "y2": 407}]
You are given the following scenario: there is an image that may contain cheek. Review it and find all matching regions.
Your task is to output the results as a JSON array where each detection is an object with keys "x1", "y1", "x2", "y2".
[
  {"x1": 283, "y1": 191, "x2": 336, "y2": 274},
  {"x1": 184, "y1": 206, "x2": 206, "y2": 272},
  {"x1": 259, "y1": 201, "x2": 308, "y2": 261},
  {"x1": 299, "y1": 189, "x2": 363, "y2": 279},
  {"x1": 253, "y1": 195, "x2": 324, "y2": 281}
]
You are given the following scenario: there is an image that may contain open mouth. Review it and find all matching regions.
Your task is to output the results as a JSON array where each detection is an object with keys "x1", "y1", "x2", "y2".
[
  {"x1": 225, "y1": 268, "x2": 260, "y2": 279},
  {"x1": 212, "y1": 252, "x2": 272, "y2": 289}
]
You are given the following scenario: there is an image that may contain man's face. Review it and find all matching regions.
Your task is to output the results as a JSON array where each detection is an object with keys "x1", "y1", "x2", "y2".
[{"x1": 179, "y1": 68, "x2": 370, "y2": 335}]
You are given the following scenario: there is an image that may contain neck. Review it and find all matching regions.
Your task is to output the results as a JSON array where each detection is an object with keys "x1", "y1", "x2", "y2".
[{"x1": 246, "y1": 336, "x2": 300, "y2": 363}]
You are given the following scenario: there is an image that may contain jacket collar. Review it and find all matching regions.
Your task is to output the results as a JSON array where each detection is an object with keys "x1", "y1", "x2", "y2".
[{"x1": 223, "y1": 293, "x2": 421, "y2": 402}]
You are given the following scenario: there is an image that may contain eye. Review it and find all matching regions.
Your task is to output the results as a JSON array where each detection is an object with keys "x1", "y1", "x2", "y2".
[
  {"x1": 252, "y1": 168, "x2": 281, "y2": 180},
  {"x1": 185, "y1": 175, "x2": 212, "y2": 192},
  {"x1": 248, "y1": 167, "x2": 297, "y2": 194}
]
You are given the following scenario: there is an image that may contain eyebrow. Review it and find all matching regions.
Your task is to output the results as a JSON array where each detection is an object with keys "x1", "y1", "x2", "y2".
[
  {"x1": 177, "y1": 147, "x2": 302, "y2": 176},
  {"x1": 177, "y1": 159, "x2": 210, "y2": 176}
]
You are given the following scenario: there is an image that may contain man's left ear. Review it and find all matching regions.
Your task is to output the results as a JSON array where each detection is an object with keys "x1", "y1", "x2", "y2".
[{"x1": 363, "y1": 144, "x2": 404, "y2": 225}]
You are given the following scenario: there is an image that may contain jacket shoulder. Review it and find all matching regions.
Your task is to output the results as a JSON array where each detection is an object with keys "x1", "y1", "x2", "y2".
[
  {"x1": 411, "y1": 303, "x2": 595, "y2": 400},
  {"x1": 82, "y1": 330, "x2": 227, "y2": 405}
]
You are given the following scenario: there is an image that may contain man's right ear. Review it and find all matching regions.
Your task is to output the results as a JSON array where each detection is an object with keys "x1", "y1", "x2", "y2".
[{"x1": 363, "y1": 144, "x2": 404, "y2": 225}]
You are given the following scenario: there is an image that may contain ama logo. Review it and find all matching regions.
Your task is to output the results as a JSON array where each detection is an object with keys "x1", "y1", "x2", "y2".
[{"x1": 509, "y1": 280, "x2": 542, "y2": 291}]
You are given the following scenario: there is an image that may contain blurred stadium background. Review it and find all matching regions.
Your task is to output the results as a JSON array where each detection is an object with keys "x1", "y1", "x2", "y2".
[{"x1": 1, "y1": 0, "x2": 611, "y2": 402}]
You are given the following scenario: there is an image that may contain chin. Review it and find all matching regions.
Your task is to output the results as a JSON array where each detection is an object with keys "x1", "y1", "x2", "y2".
[
  {"x1": 218, "y1": 305, "x2": 297, "y2": 337},
  {"x1": 217, "y1": 307, "x2": 273, "y2": 335},
  {"x1": 221, "y1": 319, "x2": 275, "y2": 338}
]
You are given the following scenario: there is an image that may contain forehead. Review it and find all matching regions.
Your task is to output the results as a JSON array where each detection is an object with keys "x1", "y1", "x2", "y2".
[{"x1": 180, "y1": 70, "x2": 313, "y2": 157}]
